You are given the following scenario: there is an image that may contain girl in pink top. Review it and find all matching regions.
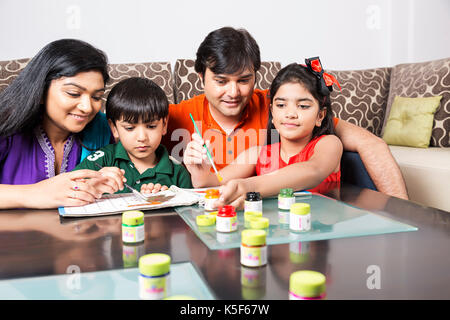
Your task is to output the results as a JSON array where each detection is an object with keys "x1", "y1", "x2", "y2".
[{"x1": 185, "y1": 57, "x2": 342, "y2": 209}]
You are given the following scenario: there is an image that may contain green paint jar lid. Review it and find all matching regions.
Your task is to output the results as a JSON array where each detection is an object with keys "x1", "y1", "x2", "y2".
[
  {"x1": 290, "y1": 203, "x2": 310, "y2": 215},
  {"x1": 241, "y1": 229, "x2": 266, "y2": 246},
  {"x1": 196, "y1": 214, "x2": 216, "y2": 226},
  {"x1": 139, "y1": 253, "x2": 171, "y2": 277},
  {"x1": 122, "y1": 210, "x2": 144, "y2": 225},
  {"x1": 249, "y1": 217, "x2": 269, "y2": 230},
  {"x1": 279, "y1": 188, "x2": 294, "y2": 197},
  {"x1": 290, "y1": 270, "x2": 326, "y2": 298}
]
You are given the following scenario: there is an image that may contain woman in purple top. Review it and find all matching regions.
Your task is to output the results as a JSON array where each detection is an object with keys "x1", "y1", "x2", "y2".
[{"x1": 0, "y1": 39, "x2": 125, "y2": 209}]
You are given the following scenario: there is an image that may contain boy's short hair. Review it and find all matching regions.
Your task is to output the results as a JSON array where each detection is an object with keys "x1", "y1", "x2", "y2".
[
  {"x1": 106, "y1": 77, "x2": 168, "y2": 124},
  {"x1": 195, "y1": 26, "x2": 261, "y2": 77}
]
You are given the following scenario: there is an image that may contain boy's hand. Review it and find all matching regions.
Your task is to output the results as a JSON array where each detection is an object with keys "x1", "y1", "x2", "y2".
[{"x1": 140, "y1": 183, "x2": 169, "y2": 194}]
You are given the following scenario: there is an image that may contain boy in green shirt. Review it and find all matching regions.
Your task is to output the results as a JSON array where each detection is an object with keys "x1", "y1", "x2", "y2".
[{"x1": 75, "y1": 77, "x2": 192, "y2": 193}]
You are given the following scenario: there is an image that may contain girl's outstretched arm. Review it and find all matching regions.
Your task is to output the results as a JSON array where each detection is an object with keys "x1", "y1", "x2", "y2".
[
  {"x1": 184, "y1": 132, "x2": 260, "y2": 188},
  {"x1": 215, "y1": 135, "x2": 343, "y2": 209}
]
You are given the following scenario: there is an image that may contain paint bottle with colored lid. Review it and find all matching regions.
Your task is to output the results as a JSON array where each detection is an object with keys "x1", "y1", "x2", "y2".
[
  {"x1": 204, "y1": 189, "x2": 220, "y2": 211},
  {"x1": 216, "y1": 205, "x2": 238, "y2": 233},
  {"x1": 278, "y1": 188, "x2": 295, "y2": 211},
  {"x1": 241, "y1": 229, "x2": 267, "y2": 267},
  {"x1": 122, "y1": 210, "x2": 145, "y2": 244},
  {"x1": 248, "y1": 217, "x2": 270, "y2": 231},
  {"x1": 290, "y1": 203, "x2": 311, "y2": 232},
  {"x1": 244, "y1": 192, "x2": 262, "y2": 214},
  {"x1": 244, "y1": 211, "x2": 263, "y2": 228},
  {"x1": 139, "y1": 253, "x2": 171, "y2": 300},
  {"x1": 289, "y1": 270, "x2": 326, "y2": 300}
]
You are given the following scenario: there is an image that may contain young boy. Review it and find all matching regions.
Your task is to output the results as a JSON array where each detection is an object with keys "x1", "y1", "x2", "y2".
[{"x1": 75, "y1": 77, "x2": 193, "y2": 193}]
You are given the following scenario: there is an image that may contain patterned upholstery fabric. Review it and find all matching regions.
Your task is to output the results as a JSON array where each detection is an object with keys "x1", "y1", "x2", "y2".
[
  {"x1": 328, "y1": 67, "x2": 392, "y2": 136},
  {"x1": 0, "y1": 59, "x2": 175, "y2": 105},
  {"x1": 0, "y1": 58, "x2": 30, "y2": 93},
  {"x1": 384, "y1": 58, "x2": 450, "y2": 147},
  {"x1": 173, "y1": 59, "x2": 281, "y2": 103},
  {"x1": 106, "y1": 62, "x2": 174, "y2": 104}
]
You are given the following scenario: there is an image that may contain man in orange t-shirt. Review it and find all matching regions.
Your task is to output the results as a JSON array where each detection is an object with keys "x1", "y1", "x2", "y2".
[{"x1": 163, "y1": 26, "x2": 408, "y2": 201}]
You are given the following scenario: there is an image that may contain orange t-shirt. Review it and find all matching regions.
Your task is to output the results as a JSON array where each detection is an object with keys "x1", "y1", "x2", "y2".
[{"x1": 163, "y1": 89, "x2": 339, "y2": 170}]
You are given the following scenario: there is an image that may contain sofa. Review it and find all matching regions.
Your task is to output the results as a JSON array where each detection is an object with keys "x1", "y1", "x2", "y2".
[{"x1": 1, "y1": 57, "x2": 449, "y2": 212}]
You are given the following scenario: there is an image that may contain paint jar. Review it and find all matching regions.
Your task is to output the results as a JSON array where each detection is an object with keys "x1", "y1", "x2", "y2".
[
  {"x1": 241, "y1": 265, "x2": 267, "y2": 300},
  {"x1": 289, "y1": 241, "x2": 310, "y2": 264},
  {"x1": 164, "y1": 295, "x2": 196, "y2": 300},
  {"x1": 278, "y1": 210, "x2": 290, "y2": 227},
  {"x1": 122, "y1": 242, "x2": 145, "y2": 268},
  {"x1": 290, "y1": 203, "x2": 311, "y2": 232},
  {"x1": 216, "y1": 205, "x2": 238, "y2": 233},
  {"x1": 139, "y1": 253, "x2": 171, "y2": 300},
  {"x1": 122, "y1": 210, "x2": 145, "y2": 244},
  {"x1": 204, "y1": 189, "x2": 220, "y2": 211},
  {"x1": 248, "y1": 217, "x2": 270, "y2": 231},
  {"x1": 244, "y1": 192, "x2": 262, "y2": 213},
  {"x1": 244, "y1": 211, "x2": 263, "y2": 228},
  {"x1": 196, "y1": 214, "x2": 216, "y2": 227},
  {"x1": 289, "y1": 270, "x2": 326, "y2": 300},
  {"x1": 278, "y1": 188, "x2": 295, "y2": 211},
  {"x1": 240, "y1": 229, "x2": 267, "y2": 267}
]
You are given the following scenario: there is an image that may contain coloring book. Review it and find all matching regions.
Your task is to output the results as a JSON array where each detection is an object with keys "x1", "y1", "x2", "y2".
[{"x1": 58, "y1": 186, "x2": 201, "y2": 217}]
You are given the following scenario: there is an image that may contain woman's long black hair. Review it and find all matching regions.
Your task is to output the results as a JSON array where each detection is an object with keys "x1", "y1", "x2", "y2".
[
  {"x1": 0, "y1": 39, "x2": 109, "y2": 137},
  {"x1": 265, "y1": 63, "x2": 335, "y2": 145}
]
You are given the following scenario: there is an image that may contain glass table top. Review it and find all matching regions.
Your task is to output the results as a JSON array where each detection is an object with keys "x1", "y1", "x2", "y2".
[
  {"x1": 175, "y1": 193, "x2": 418, "y2": 250},
  {"x1": 0, "y1": 262, "x2": 215, "y2": 300}
]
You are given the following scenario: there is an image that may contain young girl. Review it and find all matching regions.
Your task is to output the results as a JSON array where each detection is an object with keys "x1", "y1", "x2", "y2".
[
  {"x1": 184, "y1": 58, "x2": 343, "y2": 209},
  {"x1": 0, "y1": 39, "x2": 125, "y2": 209}
]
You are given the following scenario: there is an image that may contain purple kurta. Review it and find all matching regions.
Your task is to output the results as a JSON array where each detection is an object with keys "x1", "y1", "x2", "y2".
[{"x1": 0, "y1": 127, "x2": 81, "y2": 185}]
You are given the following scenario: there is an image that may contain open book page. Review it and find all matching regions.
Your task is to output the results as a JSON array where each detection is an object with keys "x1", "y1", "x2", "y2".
[{"x1": 59, "y1": 186, "x2": 201, "y2": 217}]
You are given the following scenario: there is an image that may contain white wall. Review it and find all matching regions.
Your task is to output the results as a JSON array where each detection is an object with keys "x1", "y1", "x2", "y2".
[{"x1": 0, "y1": 0, "x2": 448, "y2": 70}]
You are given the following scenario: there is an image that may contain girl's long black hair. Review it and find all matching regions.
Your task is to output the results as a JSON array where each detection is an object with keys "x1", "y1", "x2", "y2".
[
  {"x1": 265, "y1": 63, "x2": 335, "y2": 145},
  {"x1": 0, "y1": 39, "x2": 109, "y2": 137}
]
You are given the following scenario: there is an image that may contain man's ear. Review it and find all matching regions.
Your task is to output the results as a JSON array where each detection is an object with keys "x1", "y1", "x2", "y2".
[
  {"x1": 108, "y1": 119, "x2": 120, "y2": 142},
  {"x1": 198, "y1": 73, "x2": 205, "y2": 87}
]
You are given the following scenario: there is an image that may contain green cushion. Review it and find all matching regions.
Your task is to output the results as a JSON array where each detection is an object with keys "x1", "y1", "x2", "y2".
[{"x1": 382, "y1": 96, "x2": 442, "y2": 148}]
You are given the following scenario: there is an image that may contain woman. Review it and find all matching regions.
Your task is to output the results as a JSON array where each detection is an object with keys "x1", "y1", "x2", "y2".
[{"x1": 0, "y1": 39, "x2": 124, "y2": 209}]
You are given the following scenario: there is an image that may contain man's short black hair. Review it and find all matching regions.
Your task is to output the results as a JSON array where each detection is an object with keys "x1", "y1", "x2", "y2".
[
  {"x1": 106, "y1": 77, "x2": 168, "y2": 124},
  {"x1": 195, "y1": 26, "x2": 261, "y2": 77}
]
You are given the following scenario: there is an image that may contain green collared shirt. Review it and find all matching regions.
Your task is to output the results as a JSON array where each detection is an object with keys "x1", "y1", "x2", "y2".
[{"x1": 75, "y1": 142, "x2": 192, "y2": 193}]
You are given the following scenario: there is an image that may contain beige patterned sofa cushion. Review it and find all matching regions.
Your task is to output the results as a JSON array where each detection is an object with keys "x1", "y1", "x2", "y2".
[
  {"x1": 106, "y1": 62, "x2": 174, "y2": 104},
  {"x1": 328, "y1": 67, "x2": 392, "y2": 136},
  {"x1": 0, "y1": 59, "x2": 175, "y2": 106},
  {"x1": 384, "y1": 58, "x2": 450, "y2": 147},
  {"x1": 173, "y1": 59, "x2": 281, "y2": 103},
  {"x1": 0, "y1": 58, "x2": 30, "y2": 93}
]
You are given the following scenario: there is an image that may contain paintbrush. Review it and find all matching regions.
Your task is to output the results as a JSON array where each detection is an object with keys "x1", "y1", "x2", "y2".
[{"x1": 189, "y1": 113, "x2": 223, "y2": 183}]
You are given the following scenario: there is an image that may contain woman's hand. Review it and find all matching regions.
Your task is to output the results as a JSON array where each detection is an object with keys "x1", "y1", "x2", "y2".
[
  {"x1": 25, "y1": 169, "x2": 114, "y2": 209},
  {"x1": 140, "y1": 183, "x2": 169, "y2": 194},
  {"x1": 86, "y1": 166, "x2": 126, "y2": 195}
]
